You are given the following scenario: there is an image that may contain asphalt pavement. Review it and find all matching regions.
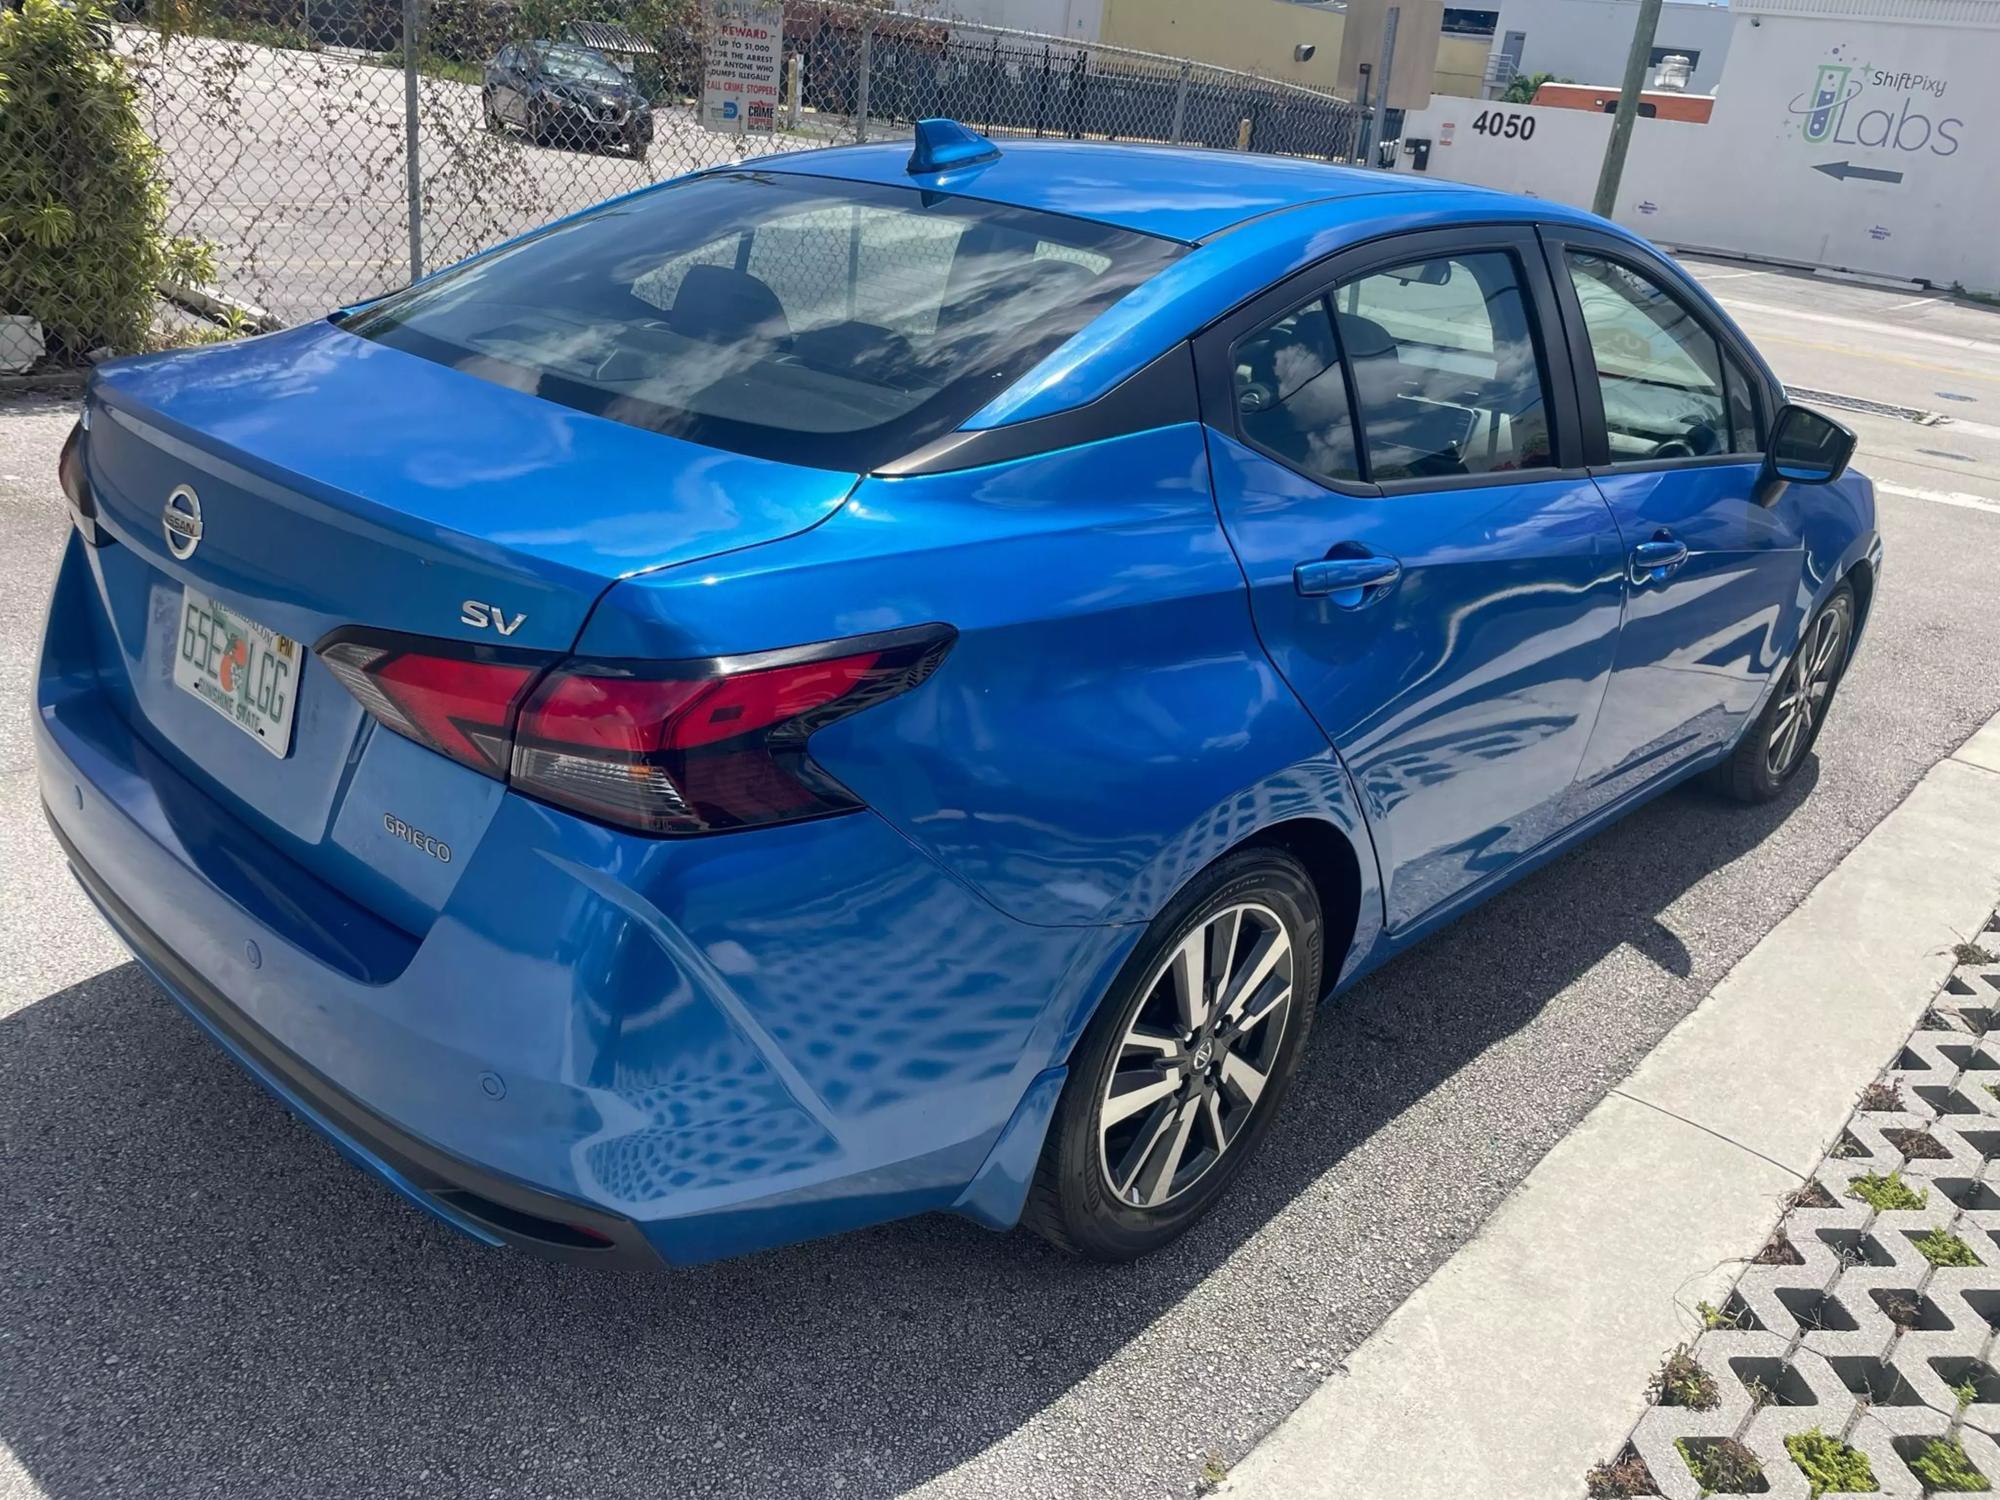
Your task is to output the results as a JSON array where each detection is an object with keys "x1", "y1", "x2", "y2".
[{"x1": 2, "y1": 265, "x2": 1999, "y2": 1500}]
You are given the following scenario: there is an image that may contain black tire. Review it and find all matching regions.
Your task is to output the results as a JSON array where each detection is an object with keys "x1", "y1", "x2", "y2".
[
  {"x1": 1022, "y1": 847, "x2": 1322, "y2": 1261},
  {"x1": 1708, "y1": 582, "x2": 1856, "y2": 804}
]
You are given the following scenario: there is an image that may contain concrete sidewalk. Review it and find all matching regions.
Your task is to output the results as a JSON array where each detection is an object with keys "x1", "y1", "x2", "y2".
[{"x1": 1223, "y1": 715, "x2": 2000, "y2": 1500}]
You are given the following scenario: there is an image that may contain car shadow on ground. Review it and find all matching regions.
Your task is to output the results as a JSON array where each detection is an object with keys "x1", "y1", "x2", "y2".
[{"x1": 0, "y1": 765, "x2": 1816, "y2": 1500}]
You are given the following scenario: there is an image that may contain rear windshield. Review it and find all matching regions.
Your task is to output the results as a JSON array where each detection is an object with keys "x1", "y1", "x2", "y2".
[{"x1": 341, "y1": 170, "x2": 1185, "y2": 471}]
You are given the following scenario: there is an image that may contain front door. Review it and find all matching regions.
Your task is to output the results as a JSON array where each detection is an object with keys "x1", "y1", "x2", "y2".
[
  {"x1": 1198, "y1": 227, "x2": 1627, "y2": 933},
  {"x1": 1542, "y1": 229, "x2": 1809, "y2": 816}
]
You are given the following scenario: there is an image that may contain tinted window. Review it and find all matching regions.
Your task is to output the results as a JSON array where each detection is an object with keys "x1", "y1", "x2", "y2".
[
  {"x1": 1232, "y1": 297, "x2": 1360, "y2": 485},
  {"x1": 1567, "y1": 251, "x2": 1735, "y2": 462},
  {"x1": 1335, "y1": 251, "x2": 1554, "y2": 481},
  {"x1": 343, "y1": 172, "x2": 1183, "y2": 471}
]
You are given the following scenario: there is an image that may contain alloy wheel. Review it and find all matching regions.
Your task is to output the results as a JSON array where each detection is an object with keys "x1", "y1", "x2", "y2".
[
  {"x1": 1097, "y1": 901, "x2": 1295, "y2": 1209},
  {"x1": 1766, "y1": 602, "x2": 1849, "y2": 779}
]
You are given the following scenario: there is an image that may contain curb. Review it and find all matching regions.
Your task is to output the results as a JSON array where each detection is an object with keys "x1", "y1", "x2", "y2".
[{"x1": 1219, "y1": 710, "x2": 2000, "y2": 1500}]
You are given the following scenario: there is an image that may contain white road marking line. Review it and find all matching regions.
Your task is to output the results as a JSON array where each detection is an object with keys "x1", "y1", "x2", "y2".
[
  {"x1": 1695, "y1": 270, "x2": 1763, "y2": 281},
  {"x1": 1877, "y1": 481, "x2": 2000, "y2": 516},
  {"x1": 1938, "y1": 415, "x2": 2000, "y2": 441},
  {"x1": 1718, "y1": 297, "x2": 2000, "y2": 357}
]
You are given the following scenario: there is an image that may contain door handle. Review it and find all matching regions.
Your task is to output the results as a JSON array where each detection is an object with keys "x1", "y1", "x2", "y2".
[
  {"x1": 1629, "y1": 536, "x2": 1689, "y2": 583},
  {"x1": 1294, "y1": 554, "x2": 1402, "y2": 602}
]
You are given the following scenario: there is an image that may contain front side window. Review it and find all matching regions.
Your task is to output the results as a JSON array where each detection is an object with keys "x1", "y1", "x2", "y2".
[
  {"x1": 1566, "y1": 252, "x2": 1749, "y2": 461},
  {"x1": 1336, "y1": 250, "x2": 1555, "y2": 481},
  {"x1": 343, "y1": 172, "x2": 1183, "y2": 470}
]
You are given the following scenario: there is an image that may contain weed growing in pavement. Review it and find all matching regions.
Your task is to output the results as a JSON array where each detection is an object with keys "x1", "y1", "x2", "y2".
[
  {"x1": 1785, "y1": 1428, "x2": 1876, "y2": 1496},
  {"x1": 1585, "y1": 1447, "x2": 1660, "y2": 1498},
  {"x1": 1958, "y1": 1376, "x2": 1982, "y2": 1409},
  {"x1": 1885, "y1": 1127, "x2": 1952, "y2": 1160},
  {"x1": 1832, "y1": 1130, "x2": 1872, "y2": 1159},
  {"x1": 1859, "y1": 1080, "x2": 1907, "y2": 1112},
  {"x1": 1876, "y1": 1290, "x2": 1925, "y2": 1330},
  {"x1": 1955, "y1": 942, "x2": 1998, "y2": 966},
  {"x1": 1909, "y1": 1435, "x2": 1991, "y2": 1491},
  {"x1": 1743, "y1": 1376, "x2": 1777, "y2": 1410},
  {"x1": 1788, "y1": 1179, "x2": 1838, "y2": 1209},
  {"x1": 1921, "y1": 1007, "x2": 1958, "y2": 1031},
  {"x1": 1753, "y1": 1228, "x2": 1805, "y2": 1265},
  {"x1": 1677, "y1": 1436, "x2": 1766, "y2": 1495},
  {"x1": 1698, "y1": 1297, "x2": 1750, "y2": 1331},
  {"x1": 1194, "y1": 1450, "x2": 1229, "y2": 1495},
  {"x1": 1914, "y1": 1228, "x2": 1984, "y2": 1267},
  {"x1": 1848, "y1": 1170, "x2": 1929, "y2": 1211},
  {"x1": 1648, "y1": 1345, "x2": 1720, "y2": 1410}
]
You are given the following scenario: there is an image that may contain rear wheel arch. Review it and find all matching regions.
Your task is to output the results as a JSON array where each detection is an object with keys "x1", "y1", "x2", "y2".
[{"x1": 1230, "y1": 816, "x2": 1365, "y2": 1001}]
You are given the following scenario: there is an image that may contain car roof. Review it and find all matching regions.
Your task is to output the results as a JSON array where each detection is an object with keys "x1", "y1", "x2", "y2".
[{"x1": 750, "y1": 138, "x2": 1525, "y2": 244}]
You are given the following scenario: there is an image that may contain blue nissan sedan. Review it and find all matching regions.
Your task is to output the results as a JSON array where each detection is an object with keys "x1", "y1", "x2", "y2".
[{"x1": 37, "y1": 123, "x2": 1879, "y2": 1265}]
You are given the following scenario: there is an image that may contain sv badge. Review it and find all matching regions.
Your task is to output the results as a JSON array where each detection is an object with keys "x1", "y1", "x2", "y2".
[{"x1": 460, "y1": 600, "x2": 526, "y2": 636}]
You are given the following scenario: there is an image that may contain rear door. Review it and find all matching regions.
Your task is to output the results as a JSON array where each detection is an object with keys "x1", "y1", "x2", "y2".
[
  {"x1": 1196, "y1": 225, "x2": 1627, "y2": 934},
  {"x1": 1539, "y1": 226, "x2": 1804, "y2": 817}
]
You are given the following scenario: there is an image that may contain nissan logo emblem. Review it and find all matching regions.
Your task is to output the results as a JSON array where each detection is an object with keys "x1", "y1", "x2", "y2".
[{"x1": 163, "y1": 484, "x2": 202, "y2": 560}]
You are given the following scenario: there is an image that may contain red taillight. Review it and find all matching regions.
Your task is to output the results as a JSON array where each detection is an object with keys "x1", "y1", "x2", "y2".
[
  {"x1": 512, "y1": 633, "x2": 949, "y2": 835},
  {"x1": 315, "y1": 625, "x2": 953, "y2": 837},
  {"x1": 319, "y1": 635, "x2": 544, "y2": 777}
]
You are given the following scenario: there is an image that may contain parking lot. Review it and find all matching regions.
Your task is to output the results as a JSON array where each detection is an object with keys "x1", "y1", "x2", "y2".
[{"x1": 2, "y1": 260, "x2": 1999, "y2": 1500}]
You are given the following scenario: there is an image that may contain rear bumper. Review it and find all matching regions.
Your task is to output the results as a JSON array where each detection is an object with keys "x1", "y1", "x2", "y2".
[
  {"x1": 35, "y1": 532, "x2": 1118, "y2": 1264},
  {"x1": 47, "y1": 806, "x2": 660, "y2": 1269}
]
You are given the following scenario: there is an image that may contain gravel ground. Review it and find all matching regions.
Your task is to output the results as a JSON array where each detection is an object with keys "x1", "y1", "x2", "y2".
[{"x1": 2, "y1": 267, "x2": 1999, "y2": 1500}]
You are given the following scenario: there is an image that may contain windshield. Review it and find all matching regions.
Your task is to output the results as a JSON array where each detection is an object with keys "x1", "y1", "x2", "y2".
[
  {"x1": 541, "y1": 46, "x2": 625, "y2": 86},
  {"x1": 341, "y1": 171, "x2": 1184, "y2": 470}
]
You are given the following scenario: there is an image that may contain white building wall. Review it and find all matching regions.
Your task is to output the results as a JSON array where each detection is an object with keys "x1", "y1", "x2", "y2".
[
  {"x1": 1486, "y1": 0, "x2": 1737, "y2": 93},
  {"x1": 1395, "y1": 0, "x2": 2000, "y2": 294}
]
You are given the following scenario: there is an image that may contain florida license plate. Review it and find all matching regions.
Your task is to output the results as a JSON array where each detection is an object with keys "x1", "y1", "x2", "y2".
[{"x1": 172, "y1": 587, "x2": 300, "y2": 758}]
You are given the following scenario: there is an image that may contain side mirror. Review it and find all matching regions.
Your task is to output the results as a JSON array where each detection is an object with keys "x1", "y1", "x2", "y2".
[{"x1": 1763, "y1": 402, "x2": 1856, "y2": 487}]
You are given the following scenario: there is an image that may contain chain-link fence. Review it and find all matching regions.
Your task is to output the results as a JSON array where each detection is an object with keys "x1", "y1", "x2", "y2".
[{"x1": 1, "y1": 0, "x2": 1367, "y2": 374}]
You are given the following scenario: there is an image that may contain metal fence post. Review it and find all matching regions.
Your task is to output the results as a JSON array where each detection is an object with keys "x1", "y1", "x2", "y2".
[
  {"x1": 1170, "y1": 61, "x2": 1190, "y2": 145},
  {"x1": 853, "y1": 13, "x2": 871, "y2": 144},
  {"x1": 402, "y1": 0, "x2": 422, "y2": 282},
  {"x1": 1370, "y1": 6, "x2": 1400, "y2": 167}
]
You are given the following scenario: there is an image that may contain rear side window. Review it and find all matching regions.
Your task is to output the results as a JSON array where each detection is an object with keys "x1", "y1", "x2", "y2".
[
  {"x1": 1565, "y1": 252, "x2": 1756, "y2": 460},
  {"x1": 1337, "y1": 252, "x2": 1553, "y2": 480},
  {"x1": 1233, "y1": 298, "x2": 1360, "y2": 484},
  {"x1": 1229, "y1": 248, "x2": 1554, "y2": 488},
  {"x1": 342, "y1": 172, "x2": 1184, "y2": 471}
]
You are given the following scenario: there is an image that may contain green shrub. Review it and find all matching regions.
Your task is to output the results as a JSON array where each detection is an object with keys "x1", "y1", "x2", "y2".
[
  {"x1": 1847, "y1": 1170, "x2": 1928, "y2": 1211},
  {"x1": 1785, "y1": 1428, "x2": 1876, "y2": 1496},
  {"x1": 0, "y1": 0, "x2": 212, "y2": 360},
  {"x1": 1909, "y1": 1436, "x2": 1990, "y2": 1491}
]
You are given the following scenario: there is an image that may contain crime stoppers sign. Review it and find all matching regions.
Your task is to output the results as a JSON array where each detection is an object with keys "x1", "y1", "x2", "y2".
[{"x1": 703, "y1": 0, "x2": 783, "y2": 133}]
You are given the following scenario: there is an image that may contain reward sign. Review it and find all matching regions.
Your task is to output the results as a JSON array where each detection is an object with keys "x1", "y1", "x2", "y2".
[{"x1": 704, "y1": 0, "x2": 782, "y2": 133}]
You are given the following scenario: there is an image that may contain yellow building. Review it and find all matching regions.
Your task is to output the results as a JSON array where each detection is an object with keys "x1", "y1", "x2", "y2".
[{"x1": 1096, "y1": 0, "x2": 1349, "y2": 90}]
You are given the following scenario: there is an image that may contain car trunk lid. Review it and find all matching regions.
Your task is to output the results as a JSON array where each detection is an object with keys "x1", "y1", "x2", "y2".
[{"x1": 77, "y1": 321, "x2": 858, "y2": 930}]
